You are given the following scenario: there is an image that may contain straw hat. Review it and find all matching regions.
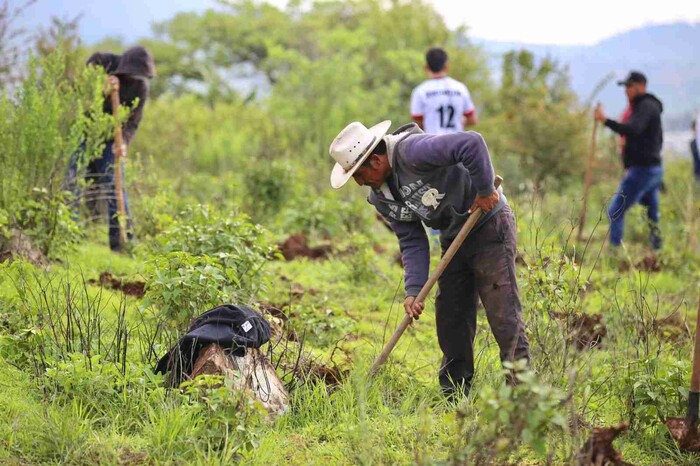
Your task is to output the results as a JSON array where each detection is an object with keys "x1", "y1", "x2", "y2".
[{"x1": 328, "y1": 120, "x2": 391, "y2": 189}]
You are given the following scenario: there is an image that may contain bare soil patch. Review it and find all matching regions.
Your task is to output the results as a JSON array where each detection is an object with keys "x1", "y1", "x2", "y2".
[
  {"x1": 278, "y1": 233, "x2": 332, "y2": 260},
  {"x1": 577, "y1": 423, "x2": 633, "y2": 465},
  {"x1": 88, "y1": 272, "x2": 146, "y2": 298},
  {"x1": 551, "y1": 311, "x2": 607, "y2": 350}
]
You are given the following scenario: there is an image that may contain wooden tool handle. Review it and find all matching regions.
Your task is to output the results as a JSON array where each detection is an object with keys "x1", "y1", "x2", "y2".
[
  {"x1": 577, "y1": 115, "x2": 599, "y2": 242},
  {"x1": 691, "y1": 297, "x2": 700, "y2": 393},
  {"x1": 368, "y1": 176, "x2": 503, "y2": 376},
  {"x1": 108, "y1": 77, "x2": 128, "y2": 247}
]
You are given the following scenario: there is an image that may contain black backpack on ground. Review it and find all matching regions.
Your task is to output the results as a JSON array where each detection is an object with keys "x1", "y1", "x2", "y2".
[{"x1": 155, "y1": 304, "x2": 271, "y2": 384}]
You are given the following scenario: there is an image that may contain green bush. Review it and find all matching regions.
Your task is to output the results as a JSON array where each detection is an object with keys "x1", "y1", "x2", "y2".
[
  {"x1": 463, "y1": 362, "x2": 569, "y2": 463},
  {"x1": 149, "y1": 204, "x2": 278, "y2": 265},
  {"x1": 243, "y1": 160, "x2": 294, "y2": 219},
  {"x1": 144, "y1": 205, "x2": 279, "y2": 327},
  {"x1": 11, "y1": 188, "x2": 83, "y2": 257},
  {"x1": 281, "y1": 196, "x2": 374, "y2": 239},
  {"x1": 0, "y1": 50, "x2": 111, "y2": 256},
  {"x1": 143, "y1": 252, "x2": 234, "y2": 328}
]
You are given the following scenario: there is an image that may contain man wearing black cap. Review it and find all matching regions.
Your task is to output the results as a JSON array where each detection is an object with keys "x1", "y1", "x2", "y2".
[{"x1": 594, "y1": 71, "x2": 664, "y2": 250}]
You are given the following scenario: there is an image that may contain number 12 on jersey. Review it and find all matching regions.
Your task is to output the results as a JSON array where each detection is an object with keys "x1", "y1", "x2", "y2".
[{"x1": 437, "y1": 105, "x2": 456, "y2": 129}]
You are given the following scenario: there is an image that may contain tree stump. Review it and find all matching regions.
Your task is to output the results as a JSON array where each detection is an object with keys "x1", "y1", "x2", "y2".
[
  {"x1": 0, "y1": 229, "x2": 47, "y2": 266},
  {"x1": 191, "y1": 344, "x2": 288, "y2": 417}
]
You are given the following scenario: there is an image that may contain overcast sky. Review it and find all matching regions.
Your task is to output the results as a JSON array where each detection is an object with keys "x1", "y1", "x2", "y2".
[{"x1": 11, "y1": 0, "x2": 700, "y2": 45}]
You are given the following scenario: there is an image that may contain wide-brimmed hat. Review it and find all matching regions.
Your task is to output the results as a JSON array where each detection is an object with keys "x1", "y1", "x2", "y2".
[{"x1": 329, "y1": 120, "x2": 391, "y2": 189}]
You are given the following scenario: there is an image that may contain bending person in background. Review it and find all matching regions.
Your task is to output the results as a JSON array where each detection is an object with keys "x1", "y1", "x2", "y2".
[
  {"x1": 75, "y1": 46, "x2": 155, "y2": 252},
  {"x1": 328, "y1": 120, "x2": 530, "y2": 399},
  {"x1": 594, "y1": 71, "x2": 664, "y2": 250}
]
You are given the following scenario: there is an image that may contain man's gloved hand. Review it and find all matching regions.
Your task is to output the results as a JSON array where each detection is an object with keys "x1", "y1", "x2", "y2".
[
  {"x1": 404, "y1": 296, "x2": 424, "y2": 320},
  {"x1": 468, "y1": 190, "x2": 499, "y2": 214}
]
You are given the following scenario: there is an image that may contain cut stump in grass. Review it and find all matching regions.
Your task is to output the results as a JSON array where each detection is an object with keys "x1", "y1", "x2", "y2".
[
  {"x1": 191, "y1": 343, "x2": 288, "y2": 417},
  {"x1": 576, "y1": 423, "x2": 634, "y2": 466},
  {"x1": 0, "y1": 229, "x2": 47, "y2": 266}
]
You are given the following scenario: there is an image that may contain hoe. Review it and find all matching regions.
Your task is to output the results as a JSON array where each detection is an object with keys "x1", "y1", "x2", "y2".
[
  {"x1": 665, "y1": 297, "x2": 700, "y2": 451},
  {"x1": 368, "y1": 176, "x2": 502, "y2": 376}
]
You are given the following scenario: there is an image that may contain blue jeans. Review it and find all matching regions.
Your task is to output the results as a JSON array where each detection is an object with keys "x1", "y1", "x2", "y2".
[
  {"x1": 607, "y1": 165, "x2": 663, "y2": 249},
  {"x1": 67, "y1": 141, "x2": 132, "y2": 250}
]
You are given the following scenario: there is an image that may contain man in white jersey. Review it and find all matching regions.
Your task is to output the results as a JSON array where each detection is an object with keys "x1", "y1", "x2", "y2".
[{"x1": 410, "y1": 47, "x2": 477, "y2": 134}]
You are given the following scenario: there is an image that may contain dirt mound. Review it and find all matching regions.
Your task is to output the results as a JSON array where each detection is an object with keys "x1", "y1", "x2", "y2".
[
  {"x1": 372, "y1": 244, "x2": 387, "y2": 254},
  {"x1": 638, "y1": 312, "x2": 690, "y2": 343},
  {"x1": 296, "y1": 357, "x2": 347, "y2": 387},
  {"x1": 278, "y1": 234, "x2": 332, "y2": 261},
  {"x1": 666, "y1": 417, "x2": 700, "y2": 451},
  {"x1": 619, "y1": 254, "x2": 661, "y2": 273},
  {"x1": 290, "y1": 282, "x2": 318, "y2": 298},
  {"x1": 89, "y1": 272, "x2": 146, "y2": 298},
  {"x1": 0, "y1": 229, "x2": 47, "y2": 266},
  {"x1": 577, "y1": 423, "x2": 633, "y2": 465},
  {"x1": 551, "y1": 311, "x2": 607, "y2": 350}
]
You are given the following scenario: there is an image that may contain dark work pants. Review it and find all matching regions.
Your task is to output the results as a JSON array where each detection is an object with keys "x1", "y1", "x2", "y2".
[
  {"x1": 435, "y1": 205, "x2": 530, "y2": 397},
  {"x1": 67, "y1": 141, "x2": 132, "y2": 250}
]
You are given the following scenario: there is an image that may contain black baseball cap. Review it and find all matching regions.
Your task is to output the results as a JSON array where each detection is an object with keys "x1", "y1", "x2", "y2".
[{"x1": 617, "y1": 71, "x2": 647, "y2": 86}]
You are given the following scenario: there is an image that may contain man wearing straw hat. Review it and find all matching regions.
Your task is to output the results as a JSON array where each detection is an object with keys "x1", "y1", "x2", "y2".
[{"x1": 328, "y1": 121, "x2": 530, "y2": 397}]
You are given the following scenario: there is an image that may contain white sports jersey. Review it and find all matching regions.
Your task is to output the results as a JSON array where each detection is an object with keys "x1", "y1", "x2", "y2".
[{"x1": 410, "y1": 77, "x2": 475, "y2": 135}]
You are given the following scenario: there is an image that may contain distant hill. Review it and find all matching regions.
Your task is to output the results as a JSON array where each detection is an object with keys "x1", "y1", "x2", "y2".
[{"x1": 476, "y1": 22, "x2": 700, "y2": 129}]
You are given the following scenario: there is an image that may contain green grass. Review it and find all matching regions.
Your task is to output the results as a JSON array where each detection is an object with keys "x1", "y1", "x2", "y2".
[{"x1": 0, "y1": 163, "x2": 699, "y2": 465}]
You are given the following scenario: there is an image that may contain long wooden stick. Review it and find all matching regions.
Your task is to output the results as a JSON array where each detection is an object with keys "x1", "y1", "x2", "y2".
[
  {"x1": 687, "y1": 297, "x2": 700, "y2": 423},
  {"x1": 368, "y1": 176, "x2": 503, "y2": 376},
  {"x1": 108, "y1": 76, "x2": 128, "y2": 247},
  {"x1": 577, "y1": 113, "x2": 599, "y2": 242}
]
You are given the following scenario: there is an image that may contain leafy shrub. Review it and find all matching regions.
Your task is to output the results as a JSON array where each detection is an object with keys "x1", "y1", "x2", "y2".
[
  {"x1": 150, "y1": 205, "x2": 277, "y2": 260},
  {"x1": 463, "y1": 362, "x2": 569, "y2": 462},
  {"x1": 618, "y1": 357, "x2": 689, "y2": 429},
  {"x1": 144, "y1": 205, "x2": 279, "y2": 327},
  {"x1": 0, "y1": 51, "x2": 110, "y2": 255},
  {"x1": 143, "y1": 252, "x2": 234, "y2": 327},
  {"x1": 281, "y1": 196, "x2": 374, "y2": 239},
  {"x1": 243, "y1": 160, "x2": 294, "y2": 219},
  {"x1": 178, "y1": 375, "x2": 266, "y2": 454},
  {"x1": 11, "y1": 188, "x2": 83, "y2": 256},
  {"x1": 340, "y1": 233, "x2": 381, "y2": 284}
]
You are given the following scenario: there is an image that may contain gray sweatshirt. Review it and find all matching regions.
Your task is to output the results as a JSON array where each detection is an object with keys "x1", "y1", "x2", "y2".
[{"x1": 368, "y1": 123, "x2": 505, "y2": 296}]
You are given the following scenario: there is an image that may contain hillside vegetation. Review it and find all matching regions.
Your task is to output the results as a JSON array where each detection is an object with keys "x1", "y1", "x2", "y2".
[{"x1": 1, "y1": 1, "x2": 699, "y2": 464}]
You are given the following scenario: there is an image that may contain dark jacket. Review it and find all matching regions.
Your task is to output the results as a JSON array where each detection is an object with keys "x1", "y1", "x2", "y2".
[
  {"x1": 86, "y1": 46, "x2": 155, "y2": 145},
  {"x1": 692, "y1": 138, "x2": 700, "y2": 178},
  {"x1": 605, "y1": 93, "x2": 663, "y2": 168},
  {"x1": 155, "y1": 304, "x2": 272, "y2": 384},
  {"x1": 368, "y1": 123, "x2": 504, "y2": 296}
]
